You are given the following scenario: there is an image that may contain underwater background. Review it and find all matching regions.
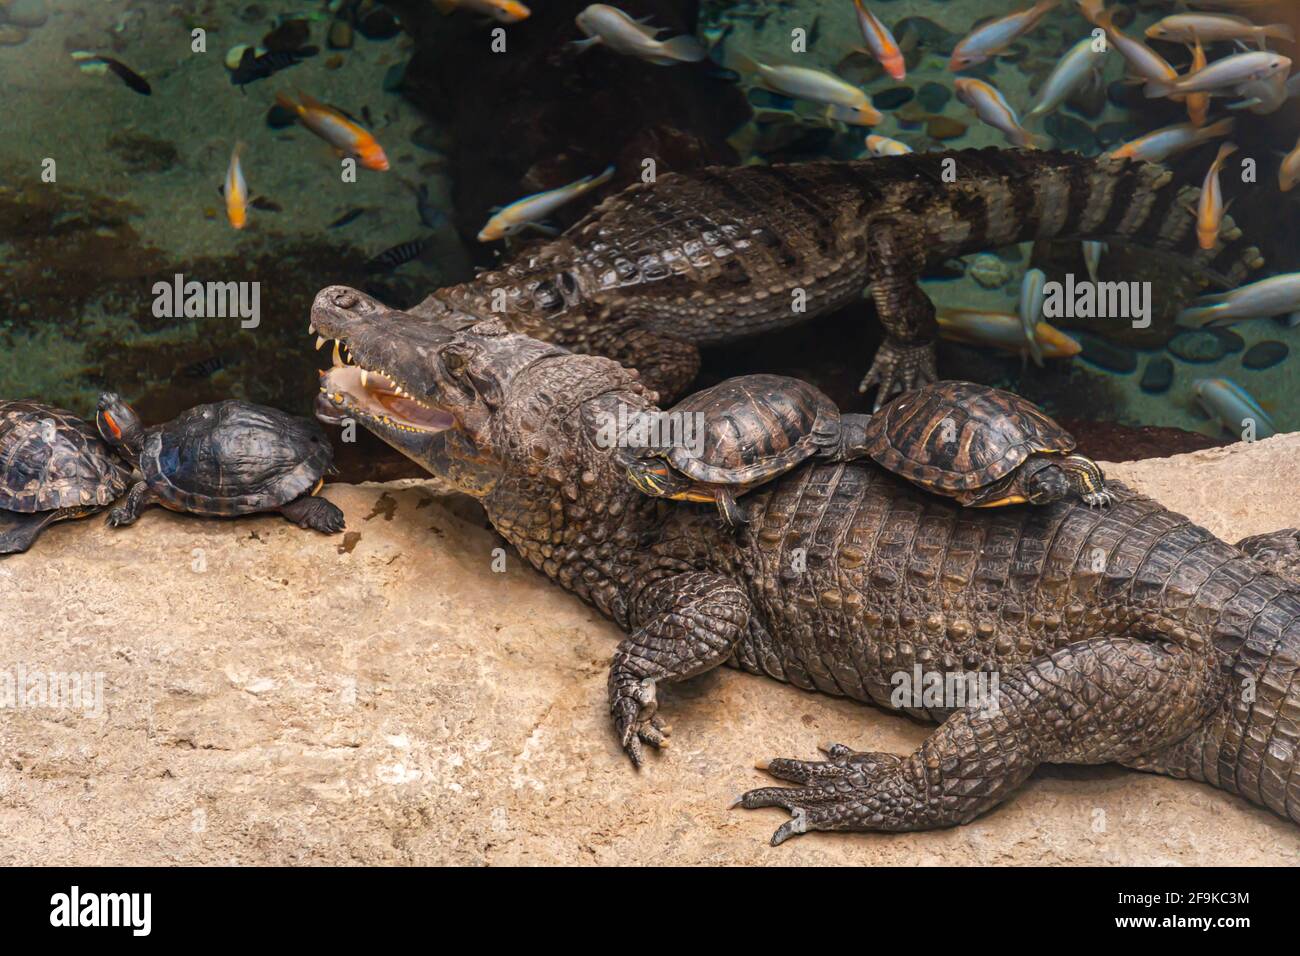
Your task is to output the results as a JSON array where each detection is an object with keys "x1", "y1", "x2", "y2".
[{"x1": 1, "y1": 0, "x2": 1297, "y2": 478}]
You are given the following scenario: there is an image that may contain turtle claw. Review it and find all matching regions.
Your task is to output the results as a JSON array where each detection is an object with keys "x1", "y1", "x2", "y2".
[{"x1": 1082, "y1": 489, "x2": 1113, "y2": 509}]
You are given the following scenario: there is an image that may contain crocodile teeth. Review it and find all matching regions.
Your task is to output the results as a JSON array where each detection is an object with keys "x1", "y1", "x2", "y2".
[
  {"x1": 332, "y1": 340, "x2": 342, "y2": 367},
  {"x1": 316, "y1": 335, "x2": 327, "y2": 351},
  {"x1": 308, "y1": 321, "x2": 316, "y2": 335},
  {"x1": 360, "y1": 369, "x2": 368, "y2": 387}
]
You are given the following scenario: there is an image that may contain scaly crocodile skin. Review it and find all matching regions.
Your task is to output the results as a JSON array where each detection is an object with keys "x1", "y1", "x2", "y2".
[
  {"x1": 311, "y1": 291, "x2": 1299, "y2": 846},
  {"x1": 412, "y1": 149, "x2": 1264, "y2": 402}
]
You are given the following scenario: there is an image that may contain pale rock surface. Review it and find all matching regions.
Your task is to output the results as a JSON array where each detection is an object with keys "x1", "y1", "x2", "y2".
[{"x1": 2, "y1": 435, "x2": 1299, "y2": 865}]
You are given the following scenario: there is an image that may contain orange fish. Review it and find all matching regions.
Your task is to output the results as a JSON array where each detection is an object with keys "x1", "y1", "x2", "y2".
[
  {"x1": 276, "y1": 91, "x2": 389, "y2": 172},
  {"x1": 852, "y1": 0, "x2": 905, "y2": 81},
  {"x1": 224, "y1": 142, "x2": 248, "y2": 230},
  {"x1": 1186, "y1": 38, "x2": 1209, "y2": 128},
  {"x1": 1197, "y1": 141, "x2": 1237, "y2": 251}
]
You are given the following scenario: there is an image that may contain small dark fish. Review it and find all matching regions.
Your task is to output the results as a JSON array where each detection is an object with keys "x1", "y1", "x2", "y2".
[
  {"x1": 401, "y1": 179, "x2": 447, "y2": 229},
  {"x1": 182, "y1": 355, "x2": 231, "y2": 380},
  {"x1": 365, "y1": 238, "x2": 431, "y2": 273},
  {"x1": 78, "y1": 55, "x2": 151, "y2": 95},
  {"x1": 230, "y1": 48, "x2": 303, "y2": 87},
  {"x1": 329, "y1": 208, "x2": 366, "y2": 229}
]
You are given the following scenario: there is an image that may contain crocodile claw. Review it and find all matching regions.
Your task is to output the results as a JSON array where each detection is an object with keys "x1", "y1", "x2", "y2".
[
  {"x1": 859, "y1": 340, "x2": 939, "y2": 411},
  {"x1": 612, "y1": 677, "x2": 670, "y2": 768}
]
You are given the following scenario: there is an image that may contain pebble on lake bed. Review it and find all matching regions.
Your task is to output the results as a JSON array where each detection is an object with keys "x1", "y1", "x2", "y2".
[
  {"x1": 0, "y1": 24, "x2": 28, "y2": 45},
  {"x1": 2, "y1": 0, "x2": 48, "y2": 29},
  {"x1": 967, "y1": 254, "x2": 1013, "y2": 289},
  {"x1": 1242, "y1": 341, "x2": 1289, "y2": 370}
]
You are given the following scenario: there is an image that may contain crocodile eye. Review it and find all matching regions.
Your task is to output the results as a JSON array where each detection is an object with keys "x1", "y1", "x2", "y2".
[
  {"x1": 557, "y1": 271, "x2": 578, "y2": 296},
  {"x1": 532, "y1": 281, "x2": 562, "y2": 311}
]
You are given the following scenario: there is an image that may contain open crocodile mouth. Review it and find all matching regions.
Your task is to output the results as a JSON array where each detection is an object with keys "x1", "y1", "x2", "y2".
[{"x1": 316, "y1": 337, "x2": 455, "y2": 435}]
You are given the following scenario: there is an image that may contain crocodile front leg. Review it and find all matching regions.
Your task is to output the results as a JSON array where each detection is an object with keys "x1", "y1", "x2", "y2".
[
  {"x1": 610, "y1": 571, "x2": 751, "y2": 767},
  {"x1": 860, "y1": 220, "x2": 939, "y2": 410},
  {"x1": 735, "y1": 635, "x2": 1220, "y2": 844}
]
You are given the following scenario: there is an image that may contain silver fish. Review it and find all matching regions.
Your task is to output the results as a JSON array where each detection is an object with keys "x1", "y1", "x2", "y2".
[
  {"x1": 570, "y1": 5, "x2": 707, "y2": 65},
  {"x1": 1193, "y1": 378, "x2": 1276, "y2": 440},
  {"x1": 1018, "y1": 268, "x2": 1047, "y2": 366},
  {"x1": 1146, "y1": 51, "x2": 1291, "y2": 99},
  {"x1": 1026, "y1": 37, "x2": 1107, "y2": 121},
  {"x1": 1180, "y1": 273, "x2": 1300, "y2": 326}
]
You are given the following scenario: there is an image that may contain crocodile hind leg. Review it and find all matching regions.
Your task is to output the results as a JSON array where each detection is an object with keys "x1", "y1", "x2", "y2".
[
  {"x1": 1236, "y1": 528, "x2": 1300, "y2": 587},
  {"x1": 610, "y1": 571, "x2": 752, "y2": 767},
  {"x1": 0, "y1": 510, "x2": 63, "y2": 555},
  {"x1": 859, "y1": 221, "x2": 939, "y2": 410},
  {"x1": 735, "y1": 635, "x2": 1220, "y2": 844}
]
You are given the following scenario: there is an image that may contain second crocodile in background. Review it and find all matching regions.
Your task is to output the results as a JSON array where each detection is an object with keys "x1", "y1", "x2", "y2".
[{"x1": 414, "y1": 148, "x2": 1264, "y2": 407}]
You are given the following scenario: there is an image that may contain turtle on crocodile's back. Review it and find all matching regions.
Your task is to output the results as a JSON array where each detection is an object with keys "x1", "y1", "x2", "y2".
[
  {"x1": 621, "y1": 374, "x2": 871, "y2": 527},
  {"x1": 95, "y1": 394, "x2": 345, "y2": 533},
  {"x1": 0, "y1": 400, "x2": 131, "y2": 554},
  {"x1": 862, "y1": 380, "x2": 1111, "y2": 508}
]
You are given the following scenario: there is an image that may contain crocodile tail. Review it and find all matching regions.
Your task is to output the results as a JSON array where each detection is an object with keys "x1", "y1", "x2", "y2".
[{"x1": 894, "y1": 147, "x2": 1264, "y2": 289}]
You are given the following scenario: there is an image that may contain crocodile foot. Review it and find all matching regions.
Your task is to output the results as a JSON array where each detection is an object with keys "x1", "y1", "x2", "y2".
[
  {"x1": 734, "y1": 747, "x2": 906, "y2": 845},
  {"x1": 611, "y1": 677, "x2": 672, "y2": 768},
  {"x1": 1237, "y1": 528, "x2": 1300, "y2": 587},
  {"x1": 859, "y1": 339, "x2": 938, "y2": 411}
]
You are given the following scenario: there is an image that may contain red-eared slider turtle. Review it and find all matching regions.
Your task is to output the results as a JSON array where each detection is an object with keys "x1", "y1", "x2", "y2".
[
  {"x1": 861, "y1": 380, "x2": 1111, "y2": 507},
  {"x1": 95, "y1": 394, "x2": 345, "y2": 533},
  {"x1": 0, "y1": 400, "x2": 131, "y2": 554},
  {"x1": 622, "y1": 374, "x2": 871, "y2": 528}
]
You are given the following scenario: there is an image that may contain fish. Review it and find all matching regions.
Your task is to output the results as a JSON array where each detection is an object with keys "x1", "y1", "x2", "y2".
[
  {"x1": 1179, "y1": 273, "x2": 1300, "y2": 326},
  {"x1": 1103, "y1": 116, "x2": 1234, "y2": 163},
  {"x1": 401, "y1": 180, "x2": 448, "y2": 229},
  {"x1": 1196, "y1": 142, "x2": 1238, "y2": 250},
  {"x1": 229, "y1": 47, "x2": 305, "y2": 87},
  {"x1": 1280, "y1": 136, "x2": 1300, "y2": 192},
  {"x1": 954, "y1": 78, "x2": 1042, "y2": 148},
  {"x1": 1186, "y1": 39, "x2": 1210, "y2": 127},
  {"x1": 1227, "y1": 70, "x2": 1290, "y2": 113},
  {"x1": 182, "y1": 355, "x2": 232, "y2": 380},
  {"x1": 949, "y1": 0, "x2": 1061, "y2": 71},
  {"x1": 1145, "y1": 14, "x2": 1295, "y2": 46},
  {"x1": 431, "y1": 0, "x2": 530, "y2": 24},
  {"x1": 734, "y1": 53, "x2": 882, "y2": 125},
  {"x1": 1145, "y1": 51, "x2": 1291, "y2": 99},
  {"x1": 71, "y1": 52, "x2": 152, "y2": 95},
  {"x1": 1193, "y1": 378, "x2": 1276, "y2": 440},
  {"x1": 276, "y1": 91, "x2": 390, "y2": 172},
  {"x1": 1083, "y1": 6, "x2": 1181, "y2": 91},
  {"x1": 864, "y1": 134, "x2": 913, "y2": 156},
  {"x1": 1082, "y1": 240, "x2": 1107, "y2": 284},
  {"x1": 569, "y1": 4, "x2": 707, "y2": 65},
  {"x1": 1025, "y1": 36, "x2": 1107, "y2": 121},
  {"x1": 478, "y1": 166, "x2": 616, "y2": 241},
  {"x1": 329, "y1": 208, "x2": 366, "y2": 228},
  {"x1": 852, "y1": 0, "x2": 906, "y2": 81},
  {"x1": 936, "y1": 308, "x2": 1082, "y2": 360},
  {"x1": 1018, "y1": 268, "x2": 1048, "y2": 366},
  {"x1": 365, "y1": 238, "x2": 431, "y2": 273},
  {"x1": 224, "y1": 142, "x2": 249, "y2": 230}
]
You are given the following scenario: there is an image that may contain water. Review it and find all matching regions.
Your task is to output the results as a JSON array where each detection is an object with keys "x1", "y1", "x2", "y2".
[{"x1": 1, "y1": 0, "x2": 1297, "y2": 472}]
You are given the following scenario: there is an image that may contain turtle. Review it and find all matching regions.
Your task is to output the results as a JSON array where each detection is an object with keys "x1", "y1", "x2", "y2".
[
  {"x1": 0, "y1": 400, "x2": 132, "y2": 554},
  {"x1": 621, "y1": 374, "x2": 871, "y2": 528},
  {"x1": 94, "y1": 394, "x2": 346, "y2": 533},
  {"x1": 860, "y1": 380, "x2": 1111, "y2": 508}
]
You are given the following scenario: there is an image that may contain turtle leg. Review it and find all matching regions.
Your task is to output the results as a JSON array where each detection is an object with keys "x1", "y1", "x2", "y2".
[
  {"x1": 714, "y1": 489, "x2": 747, "y2": 530},
  {"x1": 0, "y1": 510, "x2": 62, "y2": 555},
  {"x1": 279, "y1": 493, "x2": 346, "y2": 534},
  {"x1": 106, "y1": 481, "x2": 156, "y2": 528}
]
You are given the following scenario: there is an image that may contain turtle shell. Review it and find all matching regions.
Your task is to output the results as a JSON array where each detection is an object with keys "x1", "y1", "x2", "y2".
[
  {"x1": 862, "y1": 381, "x2": 1075, "y2": 493},
  {"x1": 0, "y1": 400, "x2": 129, "y2": 513},
  {"x1": 660, "y1": 374, "x2": 839, "y2": 486},
  {"x1": 141, "y1": 401, "x2": 334, "y2": 515}
]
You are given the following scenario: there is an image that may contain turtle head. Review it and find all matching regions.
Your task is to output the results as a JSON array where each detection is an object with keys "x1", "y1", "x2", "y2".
[
  {"x1": 623, "y1": 456, "x2": 691, "y2": 500},
  {"x1": 1060, "y1": 453, "x2": 1112, "y2": 507},
  {"x1": 972, "y1": 453, "x2": 1111, "y2": 508},
  {"x1": 311, "y1": 286, "x2": 648, "y2": 499},
  {"x1": 96, "y1": 392, "x2": 145, "y2": 464}
]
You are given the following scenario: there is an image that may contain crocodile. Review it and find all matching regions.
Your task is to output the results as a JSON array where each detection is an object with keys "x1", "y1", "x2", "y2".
[
  {"x1": 311, "y1": 285, "x2": 1300, "y2": 844},
  {"x1": 410, "y1": 148, "x2": 1263, "y2": 408}
]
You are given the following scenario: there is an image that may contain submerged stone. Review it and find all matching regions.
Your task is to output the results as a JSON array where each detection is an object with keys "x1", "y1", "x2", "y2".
[
  {"x1": 1242, "y1": 341, "x2": 1289, "y2": 370},
  {"x1": 917, "y1": 81, "x2": 951, "y2": 112},
  {"x1": 874, "y1": 87, "x2": 914, "y2": 110},
  {"x1": 1140, "y1": 356, "x2": 1174, "y2": 394},
  {"x1": 1168, "y1": 329, "x2": 1228, "y2": 363},
  {"x1": 1076, "y1": 333, "x2": 1138, "y2": 373}
]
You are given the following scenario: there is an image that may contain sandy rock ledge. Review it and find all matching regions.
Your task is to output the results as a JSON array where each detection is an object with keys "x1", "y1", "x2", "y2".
[{"x1": 2, "y1": 435, "x2": 1300, "y2": 865}]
